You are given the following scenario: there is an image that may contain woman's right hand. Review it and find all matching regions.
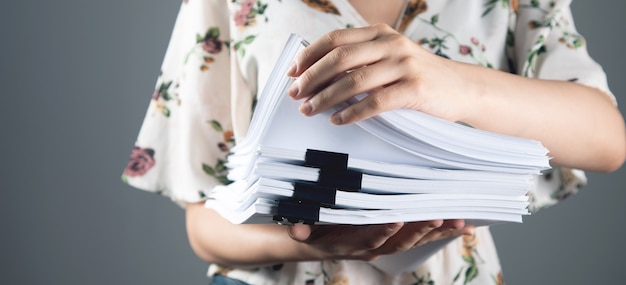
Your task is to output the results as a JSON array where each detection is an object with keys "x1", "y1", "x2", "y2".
[{"x1": 289, "y1": 219, "x2": 474, "y2": 261}]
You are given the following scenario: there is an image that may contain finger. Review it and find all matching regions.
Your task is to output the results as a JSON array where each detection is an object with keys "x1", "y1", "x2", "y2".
[
  {"x1": 299, "y1": 60, "x2": 404, "y2": 116},
  {"x1": 460, "y1": 225, "x2": 475, "y2": 236},
  {"x1": 413, "y1": 220, "x2": 469, "y2": 247},
  {"x1": 441, "y1": 219, "x2": 466, "y2": 230},
  {"x1": 289, "y1": 41, "x2": 384, "y2": 100},
  {"x1": 305, "y1": 223, "x2": 403, "y2": 248},
  {"x1": 288, "y1": 224, "x2": 314, "y2": 242},
  {"x1": 296, "y1": 223, "x2": 403, "y2": 260},
  {"x1": 373, "y1": 220, "x2": 444, "y2": 255},
  {"x1": 329, "y1": 80, "x2": 414, "y2": 125},
  {"x1": 430, "y1": 225, "x2": 475, "y2": 243},
  {"x1": 356, "y1": 223, "x2": 405, "y2": 250},
  {"x1": 288, "y1": 24, "x2": 394, "y2": 77}
]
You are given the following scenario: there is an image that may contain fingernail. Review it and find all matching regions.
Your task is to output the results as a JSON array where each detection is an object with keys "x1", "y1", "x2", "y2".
[
  {"x1": 287, "y1": 226, "x2": 295, "y2": 239},
  {"x1": 331, "y1": 112, "x2": 343, "y2": 125},
  {"x1": 300, "y1": 101, "x2": 312, "y2": 115},
  {"x1": 287, "y1": 61, "x2": 297, "y2": 77},
  {"x1": 288, "y1": 80, "x2": 300, "y2": 98},
  {"x1": 428, "y1": 221, "x2": 440, "y2": 229}
]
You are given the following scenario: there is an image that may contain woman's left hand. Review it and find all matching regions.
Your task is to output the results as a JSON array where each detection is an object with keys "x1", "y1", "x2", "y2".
[
  {"x1": 288, "y1": 220, "x2": 474, "y2": 261},
  {"x1": 287, "y1": 23, "x2": 476, "y2": 125}
]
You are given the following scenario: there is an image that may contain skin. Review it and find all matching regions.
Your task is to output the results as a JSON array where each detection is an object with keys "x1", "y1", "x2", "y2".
[
  {"x1": 287, "y1": 24, "x2": 625, "y2": 171},
  {"x1": 186, "y1": 1, "x2": 626, "y2": 269},
  {"x1": 187, "y1": 207, "x2": 470, "y2": 267}
]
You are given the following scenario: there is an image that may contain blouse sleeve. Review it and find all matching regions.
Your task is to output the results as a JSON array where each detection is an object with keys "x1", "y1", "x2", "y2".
[
  {"x1": 122, "y1": 0, "x2": 234, "y2": 207},
  {"x1": 510, "y1": 0, "x2": 615, "y2": 213}
]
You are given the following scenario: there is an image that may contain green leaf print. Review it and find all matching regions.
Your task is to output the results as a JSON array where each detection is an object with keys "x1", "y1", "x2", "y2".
[
  {"x1": 203, "y1": 162, "x2": 230, "y2": 185},
  {"x1": 417, "y1": 16, "x2": 493, "y2": 67},
  {"x1": 256, "y1": 1, "x2": 268, "y2": 15},
  {"x1": 453, "y1": 270, "x2": 461, "y2": 282},
  {"x1": 482, "y1": 0, "x2": 509, "y2": 17},
  {"x1": 454, "y1": 233, "x2": 483, "y2": 284},
  {"x1": 506, "y1": 29, "x2": 515, "y2": 47},
  {"x1": 206, "y1": 27, "x2": 220, "y2": 39},
  {"x1": 215, "y1": 159, "x2": 227, "y2": 172},
  {"x1": 243, "y1": 35, "x2": 256, "y2": 44},
  {"x1": 232, "y1": 35, "x2": 257, "y2": 58},
  {"x1": 216, "y1": 176, "x2": 231, "y2": 185},
  {"x1": 202, "y1": 119, "x2": 235, "y2": 185},
  {"x1": 462, "y1": 254, "x2": 476, "y2": 264},
  {"x1": 158, "y1": 81, "x2": 173, "y2": 94},
  {"x1": 464, "y1": 266, "x2": 479, "y2": 284},
  {"x1": 161, "y1": 106, "x2": 171, "y2": 117},
  {"x1": 482, "y1": 0, "x2": 498, "y2": 17},
  {"x1": 435, "y1": 49, "x2": 450, "y2": 59},
  {"x1": 559, "y1": 31, "x2": 585, "y2": 49},
  {"x1": 411, "y1": 272, "x2": 435, "y2": 285},
  {"x1": 202, "y1": 163, "x2": 216, "y2": 175},
  {"x1": 430, "y1": 14, "x2": 439, "y2": 25},
  {"x1": 523, "y1": 35, "x2": 547, "y2": 77},
  {"x1": 151, "y1": 77, "x2": 179, "y2": 118},
  {"x1": 209, "y1": 120, "x2": 224, "y2": 132}
]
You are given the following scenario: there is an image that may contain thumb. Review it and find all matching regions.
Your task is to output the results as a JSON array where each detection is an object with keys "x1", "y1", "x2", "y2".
[{"x1": 288, "y1": 224, "x2": 313, "y2": 242}]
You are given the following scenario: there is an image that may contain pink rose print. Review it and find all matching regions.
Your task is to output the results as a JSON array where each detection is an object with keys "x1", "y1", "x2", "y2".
[
  {"x1": 197, "y1": 27, "x2": 224, "y2": 54},
  {"x1": 151, "y1": 90, "x2": 160, "y2": 100},
  {"x1": 218, "y1": 142, "x2": 229, "y2": 152},
  {"x1": 241, "y1": 0, "x2": 255, "y2": 13},
  {"x1": 470, "y1": 37, "x2": 479, "y2": 45},
  {"x1": 124, "y1": 146, "x2": 156, "y2": 177},
  {"x1": 233, "y1": 0, "x2": 269, "y2": 28},
  {"x1": 459, "y1": 45, "x2": 472, "y2": 55},
  {"x1": 234, "y1": 10, "x2": 248, "y2": 27},
  {"x1": 202, "y1": 37, "x2": 222, "y2": 54}
]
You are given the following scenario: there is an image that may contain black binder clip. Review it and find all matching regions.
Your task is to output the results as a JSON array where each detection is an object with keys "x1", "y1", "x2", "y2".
[
  {"x1": 272, "y1": 149, "x2": 364, "y2": 225},
  {"x1": 305, "y1": 149, "x2": 362, "y2": 191},
  {"x1": 292, "y1": 181, "x2": 337, "y2": 206},
  {"x1": 305, "y1": 149, "x2": 349, "y2": 170},
  {"x1": 273, "y1": 199, "x2": 320, "y2": 225}
]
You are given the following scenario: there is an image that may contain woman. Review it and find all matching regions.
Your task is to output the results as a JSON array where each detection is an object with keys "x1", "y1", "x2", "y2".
[{"x1": 123, "y1": 0, "x2": 625, "y2": 284}]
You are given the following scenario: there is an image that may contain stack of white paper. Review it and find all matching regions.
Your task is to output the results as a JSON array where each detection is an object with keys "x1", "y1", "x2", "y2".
[{"x1": 203, "y1": 34, "x2": 550, "y2": 273}]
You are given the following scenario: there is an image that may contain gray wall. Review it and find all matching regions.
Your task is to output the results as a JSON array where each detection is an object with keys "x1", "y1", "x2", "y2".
[{"x1": 1, "y1": 1, "x2": 624, "y2": 284}]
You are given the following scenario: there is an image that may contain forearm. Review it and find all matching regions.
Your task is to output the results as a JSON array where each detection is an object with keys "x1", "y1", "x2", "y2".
[
  {"x1": 186, "y1": 202, "x2": 321, "y2": 268},
  {"x1": 457, "y1": 62, "x2": 626, "y2": 172},
  {"x1": 287, "y1": 25, "x2": 625, "y2": 173},
  {"x1": 187, "y1": 202, "x2": 473, "y2": 267}
]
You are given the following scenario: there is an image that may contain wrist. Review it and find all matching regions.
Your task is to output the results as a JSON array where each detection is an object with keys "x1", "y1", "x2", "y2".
[
  {"x1": 269, "y1": 225, "x2": 329, "y2": 262},
  {"x1": 452, "y1": 61, "x2": 489, "y2": 125}
]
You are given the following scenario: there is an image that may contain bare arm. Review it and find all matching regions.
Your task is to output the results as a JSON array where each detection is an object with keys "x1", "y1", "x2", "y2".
[
  {"x1": 186, "y1": 203, "x2": 310, "y2": 268},
  {"x1": 186, "y1": 202, "x2": 469, "y2": 267},
  {"x1": 187, "y1": 24, "x2": 625, "y2": 268},
  {"x1": 455, "y1": 62, "x2": 625, "y2": 172},
  {"x1": 287, "y1": 24, "x2": 626, "y2": 172}
]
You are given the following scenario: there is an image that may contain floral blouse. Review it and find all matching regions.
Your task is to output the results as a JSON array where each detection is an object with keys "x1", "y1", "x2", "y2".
[{"x1": 122, "y1": 0, "x2": 614, "y2": 284}]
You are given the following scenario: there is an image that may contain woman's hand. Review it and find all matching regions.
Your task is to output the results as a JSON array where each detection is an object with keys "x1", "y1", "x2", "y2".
[
  {"x1": 288, "y1": 23, "x2": 625, "y2": 173},
  {"x1": 287, "y1": 24, "x2": 476, "y2": 125},
  {"x1": 288, "y1": 219, "x2": 474, "y2": 261}
]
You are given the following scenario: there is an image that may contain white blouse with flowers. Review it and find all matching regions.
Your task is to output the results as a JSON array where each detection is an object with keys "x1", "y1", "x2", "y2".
[{"x1": 122, "y1": 0, "x2": 614, "y2": 284}]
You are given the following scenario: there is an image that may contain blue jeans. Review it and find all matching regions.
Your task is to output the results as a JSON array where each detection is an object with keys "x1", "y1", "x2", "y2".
[{"x1": 209, "y1": 274, "x2": 251, "y2": 285}]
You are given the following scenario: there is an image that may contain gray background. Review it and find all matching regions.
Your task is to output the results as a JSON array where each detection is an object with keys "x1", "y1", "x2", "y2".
[{"x1": 1, "y1": 1, "x2": 624, "y2": 284}]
